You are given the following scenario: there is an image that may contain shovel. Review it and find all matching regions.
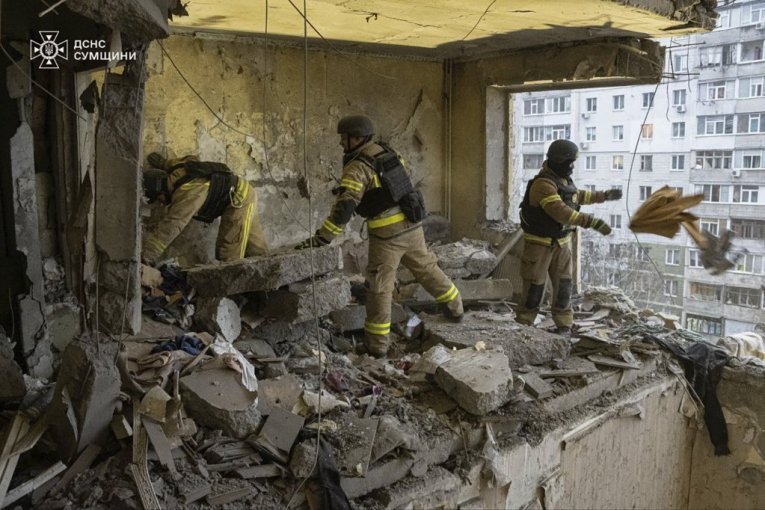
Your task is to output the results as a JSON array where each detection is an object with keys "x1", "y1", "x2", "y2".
[{"x1": 629, "y1": 186, "x2": 739, "y2": 275}]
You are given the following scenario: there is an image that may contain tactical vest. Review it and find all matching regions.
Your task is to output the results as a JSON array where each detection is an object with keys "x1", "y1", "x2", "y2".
[
  {"x1": 520, "y1": 174, "x2": 579, "y2": 239},
  {"x1": 353, "y1": 142, "x2": 426, "y2": 223},
  {"x1": 172, "y1": 161, "x2": 238, "y2": 223}
]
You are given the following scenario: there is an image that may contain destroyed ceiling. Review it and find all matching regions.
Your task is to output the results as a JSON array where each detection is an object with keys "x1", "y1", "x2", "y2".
[{"x1": 171, "y1": 0, "x2": 717, "y2": 58}]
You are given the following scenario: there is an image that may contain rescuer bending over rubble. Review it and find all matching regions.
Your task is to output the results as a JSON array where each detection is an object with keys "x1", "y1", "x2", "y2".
[
  {"x1": 296, "y1": 114, "x2": 463, "y2": 357},
  {"x1": 516, "y1": 139, "x2": 621, "y2": 333},
  {"x1": 141, "y1": 153, "x2": 268, "y2": 265}
]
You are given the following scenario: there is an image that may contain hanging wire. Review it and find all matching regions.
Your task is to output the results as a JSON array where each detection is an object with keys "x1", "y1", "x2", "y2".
[{"x1": 283, "y1": 0, "x2": 396, "y2": 81}]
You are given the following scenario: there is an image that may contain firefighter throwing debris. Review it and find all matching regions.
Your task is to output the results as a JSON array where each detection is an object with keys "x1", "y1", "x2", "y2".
[
  {"x1": 516, "y1": 139, "x2": 622, "y2": 333},
  {"x1": 142, "y1": 153, "x2": 268, "y2": 265},
  {"x1": 295, "y1": 114, "x2": 463, "y2": 357}
]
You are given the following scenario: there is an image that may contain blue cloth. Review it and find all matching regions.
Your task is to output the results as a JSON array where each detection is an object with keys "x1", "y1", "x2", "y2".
[{"x1": 152, "y1": 334, "x2": 205, "y2": 356}]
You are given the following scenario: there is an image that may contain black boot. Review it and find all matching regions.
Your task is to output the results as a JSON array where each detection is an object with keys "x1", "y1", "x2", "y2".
[{"x1": 440, "y1": 304, "x2": 464, "y2": 323}]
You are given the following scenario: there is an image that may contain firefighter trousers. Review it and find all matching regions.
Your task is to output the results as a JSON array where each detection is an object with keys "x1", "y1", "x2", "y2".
[
  {"x1": 216, "y1": 179, "x2": 268, "y2": 261},
  {"x1": 516, "y1": 239, "x2": 573, "y2": 328},
  {"x1": 365, "y1": 226, "x2": 463, "y2": 356}
]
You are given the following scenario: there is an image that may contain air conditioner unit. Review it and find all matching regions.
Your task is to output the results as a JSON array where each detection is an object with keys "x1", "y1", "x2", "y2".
[
  {"x1": 581, "y1": 113, "x2": 590, "y2": 119},
  {"x1": 579, "y1": 142, "x2": 589, "y2": 150},
  {"x1": 756, "y1": 22, "x2": 765, "y2": 29},
  {"x1": 731, "y1": 169, "x2": 742, "y2": 178},
  {"x1": 676, "y1": 105, "x2": 686, "y2": 113}
]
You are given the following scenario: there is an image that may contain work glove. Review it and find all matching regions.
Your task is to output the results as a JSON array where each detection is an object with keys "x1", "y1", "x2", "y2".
[
  {"x1": 604, "y1": 188, "x2": 623, "y2": 201},
  {"x1": 147, "y1": 152, "x2": 167, "y2": 170},
  {"x1": 295, "y1": 231, "x2": 331, "y2": 250},
  {"x1": 590, "y1": 217, "x2": 612, "y2": 236}
]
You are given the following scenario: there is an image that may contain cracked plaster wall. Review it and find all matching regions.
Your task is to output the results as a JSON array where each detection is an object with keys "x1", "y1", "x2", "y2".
[
  {"x1": 688, "y1": 366, "x2": 765, "y2": 509},
  {"x1": 143, "y1": 35, "x2": 445, "y2": 260}
]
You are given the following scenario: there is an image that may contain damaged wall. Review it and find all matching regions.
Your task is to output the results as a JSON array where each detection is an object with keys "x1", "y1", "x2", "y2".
[
  {"x1": 688, "y1": 366, "x2": 765, "y2": 509},
  {"x1": 142, "y1": 34, "x2": 446, "y2": 261}
]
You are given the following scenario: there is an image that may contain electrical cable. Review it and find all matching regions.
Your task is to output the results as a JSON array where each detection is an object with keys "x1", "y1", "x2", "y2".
[
  {"x1": 623, "y1": 78, "x2": 682, "y2": 309},
  {"x1": 284, "y1": 0, "x2": 324, "y2": 505},
  {"x1": 461, "y1": 0, "x2": 497, "y2": 41}
]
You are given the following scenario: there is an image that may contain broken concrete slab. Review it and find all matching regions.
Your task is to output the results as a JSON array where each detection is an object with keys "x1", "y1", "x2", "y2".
[
  {"x1": 333, "y1": 415, "x2": 378, "y2": 477},
  {"x1": 185, "y1": 246, "x2": 342, "y2": 297},
  {"x1": 371, "y1": 416, "x2": 421, "y2": 464},
  {"x1": 375, "y1": 466, "x2": 461, "y2": 510},
  {"x1": 180, "y1": 367, "x2": 260, "y2": 438},
  {"x1": 252, "y1": 405, "x2": 305, "y2": 464},
  {"x1": 46, "y1": 303, "x2": 82, "y2": 352},
  {"x1": 521, "y1": 372, "x2": 554, "y2": 399},
  {"x1": 256, "y1": 374, "x2": 303, "y2": 416},
  {"x1": 234, "y1": 339, "x2": 286, "y2": 378},
  {"x1": 341, "y1": 458, "x2": 415, "y2": 499},
  {"x1": 260, "y1": 275, "x2": 351, "y2": 324},
  {"x1": 432, "y1": 240, "x2": 496, "y2": 273},
  {"x1": 49, "y1": 336, "x2": 121, "y2": 461},
  {"x1": 0, "y1": 333, "x2": 25, "y2": 402},
  {"x1": 329, "y1": 303, "x2": 408, "y2": 332},
  {"x1": 250, "y1": 319, "x2": 330, "y2": 348},
  {"x1": 289, "y1": 439, "x2": 317, "y2": 479},
  {"x1": 434, "y1": 349, "x2": 513, "y2": 415},
  {"x1": 423, "y1": 314, "x2": 569, "y2": 368},
  {"x1": 398, "y1": 278, "x2": 513, "y2": 304},
  {"x1": 195, "y1": 297, "x2": 241, "y2": 342}
]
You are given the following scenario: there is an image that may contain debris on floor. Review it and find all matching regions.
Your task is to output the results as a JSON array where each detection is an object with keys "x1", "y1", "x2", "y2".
[{"x1": 1, "y1": 244, "x2": 760, "y2": 509}]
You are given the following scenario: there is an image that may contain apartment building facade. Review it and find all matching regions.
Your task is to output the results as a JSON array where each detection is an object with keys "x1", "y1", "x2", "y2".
[{"x1": 510, "y1": 0, "x2": 765, "y2": 336}]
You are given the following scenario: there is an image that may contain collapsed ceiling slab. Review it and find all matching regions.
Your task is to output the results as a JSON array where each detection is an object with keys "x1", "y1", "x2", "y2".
[{"x1": 170, "y1": 0, "x2": 716, "y2": 59}]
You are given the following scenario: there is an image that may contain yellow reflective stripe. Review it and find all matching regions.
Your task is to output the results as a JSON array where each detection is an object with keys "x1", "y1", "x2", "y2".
[
  {"x1": 583, "y1": 190, "x2": 592, "y2": 204},
  {"x1": 558, "y1": 234, "x2": 572, "y2": 245},
  {"x1": 179, "y1": 180, "x2": 210, "y2": 191},
  {"x1": 368, "y1": 212, "x2": 406, "y2": 229},
  {"x1": 372, "y1": 174, "x2": 380, "y2": 188},
  {"x1": 523, "y1": 233, "x2": 553, "y2": 246},
  {"x1": 146, "y1": 236, "x2": 167, "y2": 253},
  {"x1": 435, "y1": 284, "x2": 459, "y2": 303},
  {"x1": 539, "y1": 194, "x2": 562, "y2": 207},
  {"x1": 234, "y1": 178, "x2": 249, "y2": 202},
  {"x1": 322, "y1": 219, "x2": 342, "y2": 234},
  {"x1": 364, "y1": 321, "x2": 390, "y2": 335},
  {"x1": 340, "y1": 178, "x2": 363, "y2": 192},
  {"x1": 569, "y1": 210, "x2": 580, "y2": 223},
  {"x1": 240, "y1": 203, "x2": 254, "y2": 258}
]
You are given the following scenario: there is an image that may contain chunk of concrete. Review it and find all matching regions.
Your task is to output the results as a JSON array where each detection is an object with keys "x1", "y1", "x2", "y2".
[
  {"x1": 329, "y1": 303, "x2": 407, "y2": 332},
  {"x1": 49, "y1": 336, "x2": 121, "y2": 460},
  {"x1": 256, "y1": 374, "x2": 303, "y2": 415},
  {"x1": 341, "y1": 458, "x2": 415, "y2": 499},
  {"x1": 432, "y1": 240, "x2": 495, "y2": 273},
  {"x1": 333, "y1": 415, "x2": 378, "y2": 477},
  {"x1": 397, "y1": 278, "x2": 513, "y2": 304},
  {"x1": 289, "y1": 439, "x2": 317, "y2": 479},
  {"x1": 180, "y1": 367, "x2": 260, "y2": 438},
  {"x1": 195, "y1": 297, "x2": 241, "y2": 342},
  {"x1": 46, "y1": 303, "x2": 82, "y2": 352},
  {"x1": 234, "y1": 339, "x2": 286, "y2": 378},
  {"x1": 251, "y1": 319, "x2": 329, "y2": 347},
  {"x1": 0, "y1": 333, "x2": 25, "y2": 402},
  {"x1": 185, "y1": 246, "x2": 342, "y2": 297},
  {"x1": 376, "y1": 467, "x2": 461, "y2": 510},
  {"x1": 423, "y1": 314, "x2": 568, "y2": 368},
  {"x1": 434, "y1": 349, "x2": 513, "y2": 415},
  {"x1": 251, "y1": 406, "x2": 305, "y2": 464},
  {"x1": 260, "y1": 275, "x2": 351, "y2": 323}
]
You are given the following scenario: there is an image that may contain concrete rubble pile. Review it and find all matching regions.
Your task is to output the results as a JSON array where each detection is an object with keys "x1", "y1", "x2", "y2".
[{"x1": 4, "y1": 247, "x2": 761, "y2": 509}]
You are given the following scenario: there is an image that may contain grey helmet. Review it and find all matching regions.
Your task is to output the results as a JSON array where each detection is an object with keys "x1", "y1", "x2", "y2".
[
  {"x1": 337, "y1": 115, "x2": 374, "y2": 137},
  {"x1": 546, "y1": 139, "x2": 578, "y2": 164}
]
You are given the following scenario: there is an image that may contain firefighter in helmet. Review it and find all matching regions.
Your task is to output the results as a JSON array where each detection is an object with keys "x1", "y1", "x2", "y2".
[
  {"x1": 296, "y1": 114, "x2": 463, "y2": 356},
  {"x1": 516, "y1": 139, "x2": 621, "y2": 332},
  {"x1": 142, "y1": 153, "x2": 268, "y2": 265}
]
